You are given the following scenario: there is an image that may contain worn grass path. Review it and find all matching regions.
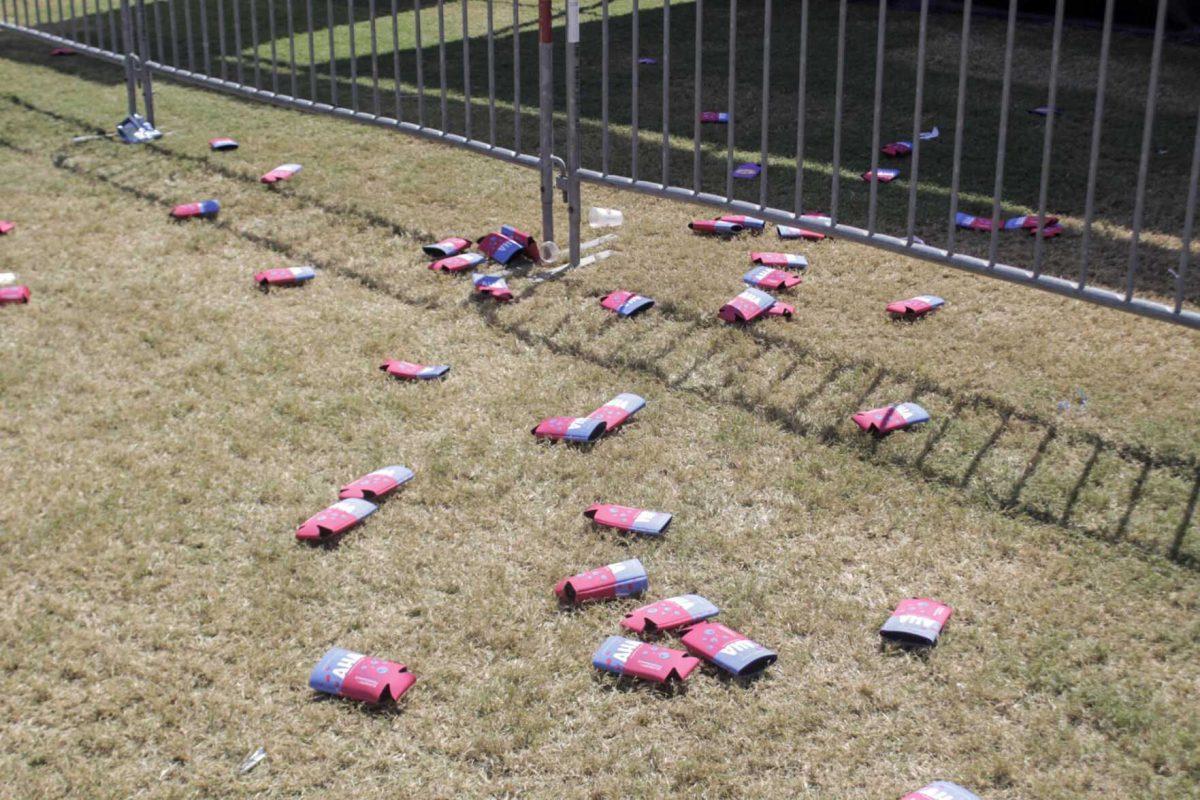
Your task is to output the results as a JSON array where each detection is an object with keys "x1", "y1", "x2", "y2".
[{"x1": 0, "y1": 38, "x2": 1198, "y2": 798}]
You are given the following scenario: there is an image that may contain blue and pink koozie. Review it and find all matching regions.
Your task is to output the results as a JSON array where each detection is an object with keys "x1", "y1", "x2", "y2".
[
  {"x1": 255, "y1": 266, "x2": 316, "y2": 289},
  {"x1": 681, "y1": 622, "x2": 777, "y2": 677},
  {"x1": 621, "y1": 595, "x2": 719, "y2": 634},
  {"x1": 901, "y1": 782, "x2": 980, "y2": 800},
  {"x1": 592, "y1": 637, "x2": 701, "y2": 683},
  {"x1": 171, "y1": 200, "x2": 220, "y2": 219},
  {"x1": 718, "y1": 288, "x2": 793, "y2": 323},
  {"x1": 555, "y1": 558, "x2": 648, "y2": 604},
  {"x1": 338, "y1": 465, "x2": 414, "y2": 501},
  {"x1": 309, "y1": 647, "x2": 416, "y2": 704},
  {"x1": 601, "y1": 290, "x2": 655, "y2": 318},
  {"x1": 852, "y1": 402, "x2": 930, "y2": 434},
  {"x1": 584, "y1": 503, "x2": 672, "y2": 536},
  {"x1": 886, "y1": 295, "x2": 944, "y2": 319},
  {"x1": 381, "y1": 360, "x2": 449, "y2": 380},
  {"x1": 880, "y1": 598, "x2": 953, "y2": 647},
  {"x1": 295, "y1": 498, "x2": 377, "y2": 542}
]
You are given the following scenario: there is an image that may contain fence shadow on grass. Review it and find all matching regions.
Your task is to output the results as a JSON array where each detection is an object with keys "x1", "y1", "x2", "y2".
[{"x1": 2, "y1": 90, "x2": 1196, "y2": 571}]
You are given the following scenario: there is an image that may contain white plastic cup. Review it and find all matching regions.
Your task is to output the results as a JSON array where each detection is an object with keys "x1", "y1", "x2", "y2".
[
  {"x1": 588, "y1": 206, "x2": 624, "y2": 228},
  {"x1": 539, "y1": 240, "x2": 561, "y2": 263}
]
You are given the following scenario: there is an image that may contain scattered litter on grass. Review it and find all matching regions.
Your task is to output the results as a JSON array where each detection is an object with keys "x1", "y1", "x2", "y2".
[
  {"x1": 380, "y1": 360, "x2": 449, "y2": 381},
  {"x1": 0, "y1": 220, "x2": 14, "y2": 235},
  {"x1": 1029, "y1": 105, "x2": 1062, "y2": 117},
  {"x1": 49, "y1": 47, "x2": 76, "y2": 56},
  {"x1": 429, "y1": 252, "x2": 485, "y2": 272},
  {"x1": 478, "y1": 232, "x2": 525, "y2": 264},
  {"x1": 0, "y1": 285, "x2": 31, "y2": 304},
  {"x1": 555, "y1": 558, "x2": 648, "y2": 604},
  {"x1": 592, "y1": 637, "x2": 700, "y2": 683},
  {"x1": 862, "y1": 167, "x2": 900, "y2": 183},
  {"x1": 743, "y1": 266, "x2": 802, "y2": 290},
  {"x1": 682, "y1": 622, "x2": 777, "y2": 677},
  {"x1": 238, "y1": 747, "x2": 267, "y2": 775},
  {"x1": 954, "y1": 212, "x2": 992, "y2": 232},
  {"x1": 170, "y1": 199, "x2": 220, "y2": 219},
  {"x1": 423, "y1": 236, "x2": 472, "y2": 258},
  {"x1": 732, "y1": 162, "x2": 761, "y2": 180},
  {"x1": 339, "y1": 465, "x2": 414, "y2": 500},
  {"x1": 718, "y1": 288, "x2": 792, "y2": 323},
  {"x1": 700, "y1": 111, "x2": 729, "y2": 124},
  {"x1": 887, "y1": 295, "x2": 944, "y2": 319},
  {"x1": 637, "y1": 56, "x2": 658, "y2": 65},
  {"x1": 588, "y1": 206, "x2": 623, "y2": 228},
  {"x1": 880, "y1": 598, "x2": 953, "y2": 647},
  {"x1": 209, "y1": 137, "x2": 239, "y2": 151},
  {"x1": 309, "y1": 648, "x2": 416, "y2": 703},
  {"x1": 777, "y1": 224, "x2": 824, "y2": 241},
  {"x1": 0, "y1": 272, "x2": 15, "y2": 285},
  {"x1": 622, "y1": 595, "x2": 719, "y2": 634},
  {"x1": 751, "y1": 252, "x2": 807, "y2": 270},
  {"x1": 881, "y1": 126, "x2": 939, "y2": 156},
  {"x1": 852, "y1": 403, "x2": 930, "y2": 434},
  {"x1": 473, "y1": 272, "x2": 513, "y2": 301},
  {"x1": 584, "y1": 503, "x2": 672, "y2": 536},
  {"x1": 689, "y1": 219, "x2": 742, "y2": 236},
  {"x1": 295, "y1": 498, "x2": 377, "y2": 542},
  {"x1": 254, "y1": 265, "x2": 315, "y2": 290},
  {"x1": 115, "y1": 113, "x2": 162, "y2": 144},
  {"x1": 720, "y1": 214, "x2": 765, "y2": 232},
  {"x1": 600, "y1": 290, "x2": 655, "y2": 317},
  {"x1": 260, "y1": 163, "x2": 302, "y2": 184}
]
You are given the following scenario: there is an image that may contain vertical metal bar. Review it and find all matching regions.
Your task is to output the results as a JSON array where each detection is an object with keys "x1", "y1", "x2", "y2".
[
  {"x1": 461, "y1": 0, "x2": 471, "y2": 139},
  {"x1": 601, "y1": 0, "x2": 610, "y2": 174},
  {"x1": 792, "y1": 0, "x2": 808, "y2": 217},
  {"x1": 1175, "y1": 102, "x2": 1200, "y2": 314},
  {"x1": 985, "y1": 0, "x2": 1018, "y2": 267},
  {"x1": 538, "y1": 0, "x2": 554, "y2": 243},
  {"x1": 68, "y1": 0, "x2": 79, "y2": 42},
  {"x1": 724, "y1": 0, "x2": 736, "y2": 201},
  {"x1": 286, "y1": 0, "x2": 298, "y2": 97},
  {"x1": 512, "y1": 0, "x2": 520, "y2": 151},
  {"x1": 305, "y1": 0, "x2": 315, "y2": 98},
  {"x1": 217, "y1": 0, "x2": 228, "y2": 80},
  {"x1": 757, "y1": 0, "x2": 771, "y2": 209},
  {"x1": 868, "y1": 0, "x2": 888, "y2": 235},
  {"x1": 326, "y1": 0, "x2": 337, "y2": 105},
  {"x1": 232, "y1": 0, "x2": 244, "y2": 85},
  {"x1": 829, "y1": 0, "x2": 847, "y2": 224},
  {"x1": 151, "y1": 0, "x2": 163, "y2": 65},
  {"x1": 438, "y1": 0, "x2": 447, "y2": 131},
  {"x1": 487, "y1": 0, "x2": 496, "y2": 144},
  {"x1": 33, "y1": 0, "x2": 39, "y2": 26},
  {"x1": 1079, "y1": 0, "x2": 1114, "y2": 291},
  {"x1": 82, "y1": 0, "x2": 92, "y2": 50},
  {"x1": 1031, "y1": 0, "x2": 1064, "y2": 276},
  {"x1": 165, "y1": 0, "x2": 176, "y2": 67},
  {"x1": 182, "y1": 0, "x2": 194, "y2": 72},
  {"x1": 866, "y1": 0, "x2": 887, "y2": 236},
  {"x1": 1124, "y1": 0, "x2": 1169, "y2": 302},
  {"x1": 56, "y1": 0, "x2": 64, "y2": 32},
  {"x1": 267, "y1": 0, "x2": 277, "y2": 93},
  {"x1": 630, "y1": 0, "x2": 639, "y2": 183},
  {"x1": 348, "y1": 0, "x2": 359, "y2": 111},
  {"x1": 661, "y1": 0, "x2": 670, "y2": 186},
  {"x1": 392, "y1": 0, "x2": 402, "y2": 120},
  {"x1": 119, "y1": 0, "x2": 137, "y2": 114},
  {"x1": 251, "y1": 0, "x2": 261, "y2": 88},
  {"x1": 945, "y1": 0, "x2": 972, "y2": 255},
  {"x1": 904, "y1": 0, "x2": 929, "y2": 244},
  {"x1": 566, "y1": 0, "x2": 581, "y2": 266},
  {"x1": 199, "y1": 0, "x2": 211, "y2": 75},
  {"x1": 692, "y1": 0, "x2": 702, "y2": 192},
  {"x1": 369, "y1": 0, "x2": 380, "y2": 115},
  {"x1": 135, "y1": 0, "x2": 155, "y2": 124},
  {"x1": 414, "y1": 0, "x2": 425, "y2": 126}
]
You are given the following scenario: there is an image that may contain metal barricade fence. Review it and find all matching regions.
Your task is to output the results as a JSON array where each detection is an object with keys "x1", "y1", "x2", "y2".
[{"x1": 2, "y1": 1, "x2": 1199, "y2": 329}]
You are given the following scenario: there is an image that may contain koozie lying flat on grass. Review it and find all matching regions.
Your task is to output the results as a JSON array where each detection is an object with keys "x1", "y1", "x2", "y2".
[
  {"x1": 852, "y1": 402, "x2": 930, "y2": 434},
  {"x1": 209, "y1": 137, "x2": 238, "y2": 151},
  {"x1": 584, "y1": 504, "x2": 672, "y2": 536},
  {"x1": 777, "y1": 225, "x2": 825, "y2": 241},
  {"x1": 751, "y1": 252, "x2": 808, "y2": 270},
  {"x1": 862, "y1": 167, "x2": 900, "y2": 183},
  {"x1": 902, "y1": 781, "x2": 979, "y2": 800},
  {"x1": 309, "y1": 647, "x2": 416, "y2": 704},
  {"x1": 380, "y1": 360, "x2": 449, "y2": 380},
  {"x1": 1032, "y1": 223, "x2": 1064, "y2": 238},
  {"x1": 0, "y1": 285, "x2": 31, "y2": 304},
  {"x1": 0, "y1": 272, "x2": 15, "y2": 285},
  {"x1": 500, "y1": 225, "x2": 541, "y2": 261},
  {"x1": 743, "y1": 266, "x2": 802, "y2": 290},
  {"x1": 170, "y1": 200, "x2": 220, "y2": 219},
  {"x1": 473, "y1": 273, "x2": 513, "y2": 302},
  {"x1": 254, "y1": 266, "x2": 315, "y2": 289},
  {"x1": 718, "y1": 288, "x2": 793, "y2": 323},
  {"x1": 689, "y1": 219, "x2": 743, "y2": 236},
  {"x1": 260, "y1": 163, "x2": 302, "y2": 184},
  {"x1": 477, "y1": 232, "x2": 524, "y2": 264},
  {"x1": 732, "y1": 162, "x2": 762, "y2": 180},
  {"x1": 338, "y1": 465, "x2": 414, "y2": 501},
  {"x1": 0, "y1": 221, "x2": 14, "y2": 235},
  {"x1": 621, "y1": 595, "x2": 719, "y2": 634},
  {"x1": 422, "y1": 237, "x2": 472, "y2": 258},
  {"x1": 880, "y1": 598, "x2": 953, "y2": 647},
  {"x1": 586, "y1": 393, "x2": 646, "y2": 431},
  {"x1": 954, "y1": 212, "x2": 992, "y2": 232},
  {"x1": 681, "y1": 622, "x2": 777, "y2": 677},
  {"x1": 886, "y1": 295, "x2": 944, "y2": 319},
  {"x1": 601, "y1": 290, "x2": 655, "y2": 317},
  {"x1": 429, "y1": 252, "x2": 485, "y2": 273},
  {"x1": 555, "y1": 558, "x2": 648, "y2": 604},
  {"x1": 1004, "y1": 214, "x2": 1059, "y2": 231},
  {"x1": 700, "y1": 111, "x2": 729, "y2": 123},
  {"x1": 295, "y1": 498, "x2": 377, "y2": 542},
  {"x1": 881, "y1": 126, "x2": 939, "y2": 157},
  {"x1": 719, "y1": 214, "x2": 765, "y2": 231},
  {"x1": 532, "y1": 417, "x2": 608, "y2": 443},
  {"x1": 50, "y1": 47, "x2": 76, "y2": 56},
  {"x1": 592, "y1": 636, "x2": 701, "y2": 683}
]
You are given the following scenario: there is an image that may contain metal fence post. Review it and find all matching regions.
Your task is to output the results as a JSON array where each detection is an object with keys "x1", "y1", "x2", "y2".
[
  {"x1": 538, "y1": 0, "x2": 555, "y2": 245},
  {"x1": 566, "y1": 0, "x2": 581, "y2": 266},
  {"x1": 119, "y1": 0, "x2": 139, "y2": 117}
]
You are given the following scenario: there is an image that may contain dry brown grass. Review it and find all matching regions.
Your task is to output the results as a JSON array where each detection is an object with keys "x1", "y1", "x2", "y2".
[{"x1": 0, "y1": 33, "x2": 1198, "y2": 799}]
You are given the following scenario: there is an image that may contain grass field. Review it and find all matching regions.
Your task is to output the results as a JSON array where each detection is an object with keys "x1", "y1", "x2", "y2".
[{"x1": 2, "y1": 12, "x2": 1200, "y2": 800}]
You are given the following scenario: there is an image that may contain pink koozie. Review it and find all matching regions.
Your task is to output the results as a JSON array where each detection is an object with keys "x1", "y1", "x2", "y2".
[
  {"x1": 260, "y1": 163, "x2": 302, "y2": 183},
  {"x1": 338, "y1": 465, "x2": 414, "y2": 501},
  {"x1": 309, "y1": 647, "x2": 416, "y2": 703},
  {"x1": 620, "y1": 594, "x2": 720, "y2": 634},
  {"x1": 0, "y1": 221, "x2": 14, "y2": 235},
  {"x1": 295, "y1": 498, "x2": 377, "y2": 541},
  {"x1": 0, "y1": 285, "x2": 31, "y2": 304},
  {"x1": 586, "y1": 392, "x2": 645, "y2": 431}
]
